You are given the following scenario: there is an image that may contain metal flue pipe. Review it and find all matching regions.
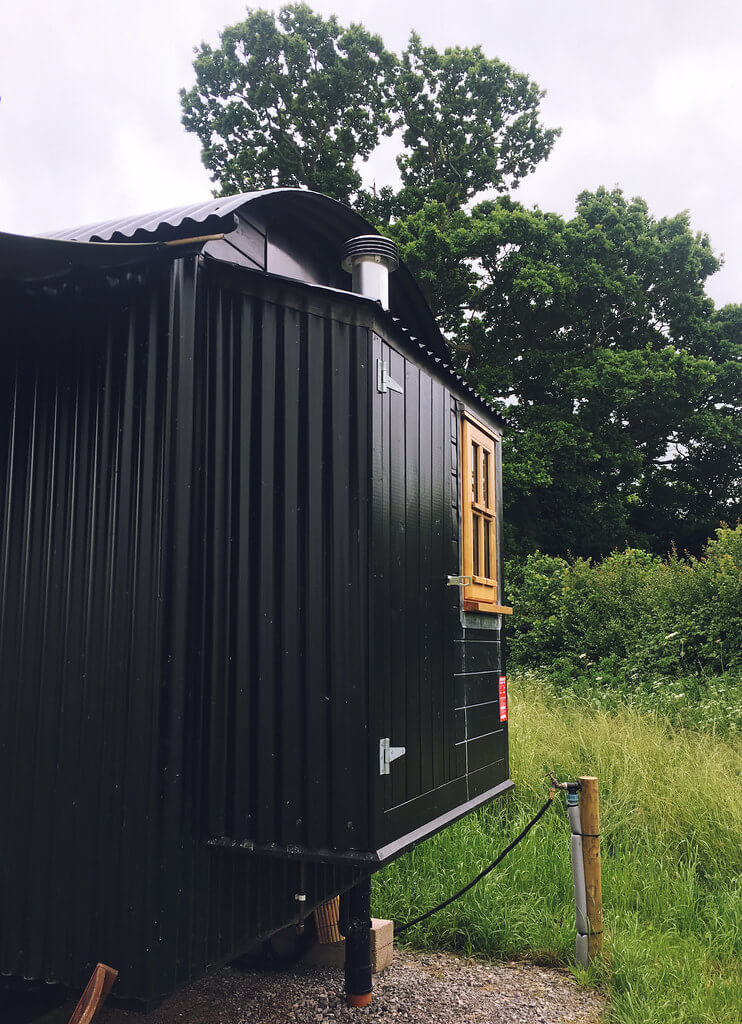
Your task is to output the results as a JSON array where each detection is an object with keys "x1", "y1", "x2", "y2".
[{"x1": 342, "y1": 235, "x2": 399, "y2": 310}]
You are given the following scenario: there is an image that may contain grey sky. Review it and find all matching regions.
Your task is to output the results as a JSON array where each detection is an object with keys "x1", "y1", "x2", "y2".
[{"x1": 1, "y1": 0, "x2": 741, "y2": 305}]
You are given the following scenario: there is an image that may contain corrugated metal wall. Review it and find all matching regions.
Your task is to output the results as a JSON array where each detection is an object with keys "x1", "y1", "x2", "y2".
[
  {"x1": 0, "y1": 251, "x2": 508, "y2": 1002},
  {"x1": 197, "y1": 274, "x2": 372, "y2": 854},
  {"x1": 0, "y1": 260, "x2": 362, "y2": 1003}
]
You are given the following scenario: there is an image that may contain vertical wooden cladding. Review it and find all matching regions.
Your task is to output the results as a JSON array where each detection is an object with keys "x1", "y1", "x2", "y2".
[
  {"x1": 0, "y1": 262, "x2": 362, "y2": 1002},
  {"x1": 198, "y1": 281, "x2": 371, "y2": 855},
  {"x1": 0, "y1": 247, "x2": 511, "y2": 1002}
]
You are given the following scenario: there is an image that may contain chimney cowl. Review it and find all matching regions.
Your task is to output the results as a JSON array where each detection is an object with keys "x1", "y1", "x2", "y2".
[{"x1": 341, "y1": 235, "x2": 399, "y2": 310}]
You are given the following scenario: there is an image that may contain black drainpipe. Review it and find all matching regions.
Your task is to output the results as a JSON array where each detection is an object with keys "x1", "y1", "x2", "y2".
[{"x1": 339, "y1": 878, "x2": 373, "y2": 1007}]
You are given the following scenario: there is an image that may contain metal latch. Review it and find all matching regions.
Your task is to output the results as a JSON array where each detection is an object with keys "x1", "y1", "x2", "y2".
[
  {"x1": 447, "y1": 575, "x2": 473, "y2": 587},
  {"x1": 377, "y1": 359, "x2": 404, "y2": 395},
  {"x1": 379, "y1": 737, "x2": 406, "y2": 775}
]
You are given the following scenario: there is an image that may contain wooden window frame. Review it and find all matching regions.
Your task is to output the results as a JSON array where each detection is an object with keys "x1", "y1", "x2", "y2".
[{"x1": 460, "y1": 414, "x2": 513, "y2": 615}]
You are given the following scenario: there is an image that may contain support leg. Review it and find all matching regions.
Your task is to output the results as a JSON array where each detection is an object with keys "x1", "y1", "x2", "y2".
[{"x1": 340, "y1": 878, "x2": 372, "y2": 1008}]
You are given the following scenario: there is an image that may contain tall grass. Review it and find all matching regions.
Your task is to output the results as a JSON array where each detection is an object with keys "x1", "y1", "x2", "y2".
[{"x1": 374, "y1": 676, "x2": 742, "y2": 1023}]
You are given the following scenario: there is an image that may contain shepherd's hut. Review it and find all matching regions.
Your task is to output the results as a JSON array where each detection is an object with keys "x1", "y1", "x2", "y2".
[{"x1": 0, "y1": 189, "x2": 512, "y2": 1008}]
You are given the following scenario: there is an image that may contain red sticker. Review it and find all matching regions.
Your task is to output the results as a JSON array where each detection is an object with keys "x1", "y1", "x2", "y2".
[{"x1": 498, "y1": 675, "x2": 508, "y2": 722}]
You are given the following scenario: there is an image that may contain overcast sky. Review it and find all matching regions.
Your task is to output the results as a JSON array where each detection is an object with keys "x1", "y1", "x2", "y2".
[{"x1": 1, "y1": 0, "x2": 741, "y2": 305}]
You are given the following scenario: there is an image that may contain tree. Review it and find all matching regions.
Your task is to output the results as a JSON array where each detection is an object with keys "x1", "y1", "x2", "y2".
[
  {"x1": 180, "y1": 4, "x2": 559, "y2": 212},
  {"x1": 390, "y1": 33, "x2": 559, "y2": 218},
  {"x1": 180, "y1": 4, "x2": 397, "y2": 203},
  {"x1": 181, "y1": 7, "x2": 741, "y2": 558},
  {"x1": 403, "y1": 188, "x2": 740, "y2": 557}
]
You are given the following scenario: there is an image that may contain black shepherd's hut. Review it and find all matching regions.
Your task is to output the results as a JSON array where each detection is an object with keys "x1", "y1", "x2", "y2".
[{"x1": 0, "y1": 189, "x2": 513, "y2": 1007}]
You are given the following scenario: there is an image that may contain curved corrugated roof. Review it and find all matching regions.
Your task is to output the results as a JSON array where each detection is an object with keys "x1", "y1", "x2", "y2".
[
  {"x1": 42, "y1": 191, "x2": 269, "y2": 243},
  {"x1": 31, "y1": 188, "x2": 506, "y2": 425},
  {"x1": 0, "y1": 231, "x2": 211, "y2": 283},
  {"x1": 41, "y1": 189, "x2": 453, "y2": 360}
]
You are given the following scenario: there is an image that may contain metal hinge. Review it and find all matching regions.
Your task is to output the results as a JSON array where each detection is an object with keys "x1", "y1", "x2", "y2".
[
  {"x1": 379, "y1": 737, "x2": 406, "y2": 776},
  {"x1": 447, "y1": 575, "x2": 473, "y2": 587},
  {"x1": 377, "y1": 359, "x2": 404, "y2": 395}
]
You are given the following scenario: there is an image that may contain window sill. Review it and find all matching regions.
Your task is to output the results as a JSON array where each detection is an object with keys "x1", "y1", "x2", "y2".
[{"x1": 463, "y1": 600, "x2": 513, "y2": 615}]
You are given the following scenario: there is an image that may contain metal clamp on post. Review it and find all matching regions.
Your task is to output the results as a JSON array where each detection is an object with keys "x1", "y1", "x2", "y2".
[
  {"x1": 550, "y1": 773, "x2": 603, "y2": 968},
  {"x1": 564, "y1": 782, "x2": 590, "y2": 968}
]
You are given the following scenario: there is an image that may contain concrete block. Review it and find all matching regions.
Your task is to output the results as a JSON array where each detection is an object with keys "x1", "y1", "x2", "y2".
[
  {"x1": 302, "y1": 918, "x2": 394, "y2": 973},
  {"x1": 370, "y1": 918, "x2": 394, "y2": 973}
]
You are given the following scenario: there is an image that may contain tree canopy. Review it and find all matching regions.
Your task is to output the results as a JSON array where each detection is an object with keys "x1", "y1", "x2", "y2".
[
  {"x1": 180, "y1": 4, "x2": 558, "y2": 210},
  {"x1": 181, "y1": 5, "x2": 741, "y2": 559},
  {"x1": 429, "y1": 189, "x2": 739, "y2": 556},
  {"x1": 390, "y1": 33, "x2": 559, "y2": 217},
  {"x1": 180, "y1": 5, "x2": 397, "y2": 203}
]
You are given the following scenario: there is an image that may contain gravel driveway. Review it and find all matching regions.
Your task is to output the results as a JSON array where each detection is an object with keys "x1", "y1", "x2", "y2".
[{"x1": 99, "y1": 950, "x2": 604, "y2": 1024}]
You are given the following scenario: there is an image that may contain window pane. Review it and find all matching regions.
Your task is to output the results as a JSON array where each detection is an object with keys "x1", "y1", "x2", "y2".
[
  {"x1": 482, "y1": 451, "x2": 490, "y2": 508},
  {"x1": 472, "y1": 512, "x2": 479, "y2": 575},
  {"x1": 471, "y1": 442, "x2": 478, "y2": 503},
  {"x1": 483, "y1": 517, "x2": 490, "y2": 579}
]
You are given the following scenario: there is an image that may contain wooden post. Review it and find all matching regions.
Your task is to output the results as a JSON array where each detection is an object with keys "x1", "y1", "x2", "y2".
[
  {"x1": 66, "y1": 964, "x2": 118, "y2": 1024},
  {"x1": 579, "y1": 776, "x2": 603, "y2": 961}
]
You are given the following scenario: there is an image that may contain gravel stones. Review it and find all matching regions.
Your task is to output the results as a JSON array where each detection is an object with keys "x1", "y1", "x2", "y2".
[{"x1": 99, "y1": 950, "x2": 604, "y2": 1024}]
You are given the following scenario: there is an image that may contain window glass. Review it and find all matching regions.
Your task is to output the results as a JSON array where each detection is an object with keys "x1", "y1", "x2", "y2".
[
  {"x1": 471, "y1": 442, "x2": 478, "y2": 503},
  {"x1": 483, "y1": 520, "x2": 491, "y2": 579}
]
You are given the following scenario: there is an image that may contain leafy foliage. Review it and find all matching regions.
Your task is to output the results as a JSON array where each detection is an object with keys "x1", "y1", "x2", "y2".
[
  {"x1": 180, "y1": 4, "x2": 558, "y2": 214},
  {"x1": 505, "y1": 526, "x2": 742, "y2": 729},
  {"x1": 375, "y1": 33, "x2": 559, "y2": 220},
  {"x1": 392, "y1": 188, "x2": 741, "y2": 557},
  {"x1": 180, "y1": 4, "x2": 397, "y2": 202},
  {"x1": 181, "y1": 6, "x2": 742, "y2": 557}
]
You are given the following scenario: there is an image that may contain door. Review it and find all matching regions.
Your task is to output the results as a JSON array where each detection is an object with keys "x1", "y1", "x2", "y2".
[{"x1": 370, "y1": 336, "x2": 469, "y2": 850}]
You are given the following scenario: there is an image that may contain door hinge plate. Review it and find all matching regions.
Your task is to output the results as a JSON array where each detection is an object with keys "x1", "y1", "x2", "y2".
[
  {"x1": 379, "y1": 737, "x2": 406, "y2": 775},
  {"x1": 447, "y1": 575, "x2": 473, "y2": 587},
  {"x1": 377, "y1": 359, "x2": 404, "y2": 395}
]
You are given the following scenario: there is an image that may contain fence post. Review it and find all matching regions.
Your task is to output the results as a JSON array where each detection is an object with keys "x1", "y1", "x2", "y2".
[{"x1": 579, "y1": 776, "x2": 603, "y2": 961}]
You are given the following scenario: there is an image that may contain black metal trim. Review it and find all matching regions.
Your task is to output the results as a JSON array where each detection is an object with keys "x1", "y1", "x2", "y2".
[
  {"x1": 374, "y1": 778, "x2": 515, "y2": 863},
  {"x1": 205, "y1": 778, "x2": 514, "y2": 866}
]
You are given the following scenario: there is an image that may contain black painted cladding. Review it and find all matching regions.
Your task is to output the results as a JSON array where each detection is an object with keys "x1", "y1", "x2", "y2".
[
  {"x1": 0, "y1": 246, "x2": 510, "y2": 1004},
  {"x1": 0, "y1": 259, "x2": 363, "y2": 1001},
  {"x1": 198, "y1": 279, "x2": 371, "y2": 853},
  {"x1": 369, "y1": 336, "x2": 509, "y2": 854}
]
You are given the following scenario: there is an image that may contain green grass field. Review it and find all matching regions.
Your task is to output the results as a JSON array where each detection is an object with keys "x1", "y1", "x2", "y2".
[{"x1": 373, "y1": 674, "x2": 742, "y2": 1024}]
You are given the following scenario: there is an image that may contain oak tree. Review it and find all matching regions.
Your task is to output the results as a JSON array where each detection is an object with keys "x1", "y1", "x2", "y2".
[
  {"x1": 180, "y1": 4, "x2": 396, "y2": 203},
  {"x1": 180, "y1": 4, "x2": 558, "y2": 213},
  {"x1": 181, "y1": 7, "x2": 740, "y2": 557}
]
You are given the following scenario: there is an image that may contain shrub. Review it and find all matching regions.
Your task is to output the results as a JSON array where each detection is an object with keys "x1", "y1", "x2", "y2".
[{"x1": 505, "y1": 526, "x2": 742, "y2": 710}]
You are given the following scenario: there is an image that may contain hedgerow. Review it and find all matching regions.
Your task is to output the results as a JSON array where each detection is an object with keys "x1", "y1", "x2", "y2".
[{"x1": 505, "y1": 525, "x2": 742, "y2": 731}]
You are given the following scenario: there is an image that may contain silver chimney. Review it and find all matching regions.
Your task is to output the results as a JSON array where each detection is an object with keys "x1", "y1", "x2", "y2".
[{"x1": 341, "y1": 235, "x2": 399, "y2": 310}]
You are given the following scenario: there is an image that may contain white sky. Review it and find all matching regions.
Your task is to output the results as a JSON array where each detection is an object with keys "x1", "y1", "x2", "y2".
[{"x1": 1, "y1": 0, "x2": 741, "y2": 306}]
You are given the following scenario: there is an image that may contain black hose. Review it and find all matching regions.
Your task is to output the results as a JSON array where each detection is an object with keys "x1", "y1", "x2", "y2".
[{"x1": 394, "y1": 793, "x2": 555, "y2": 935}]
